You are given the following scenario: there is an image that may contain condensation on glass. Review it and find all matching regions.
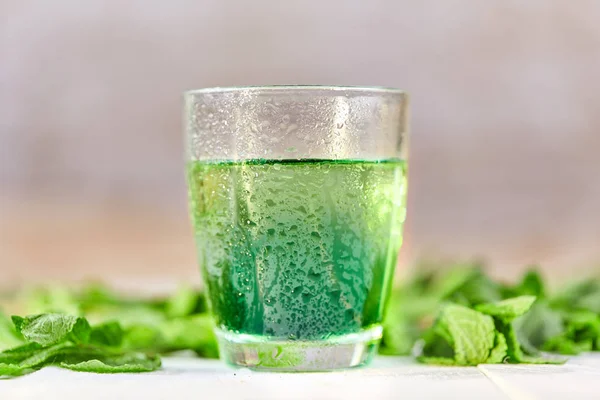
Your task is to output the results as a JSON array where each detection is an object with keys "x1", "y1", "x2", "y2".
[
  {"x1": 184, "y1": 86, "x2": 409, "y2": 372},
  {"x1": 184, "y1": 86, "x2": 409, "y2": 162}
]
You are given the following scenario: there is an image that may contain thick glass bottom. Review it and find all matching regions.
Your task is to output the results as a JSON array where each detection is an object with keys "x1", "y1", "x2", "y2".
[{"x1": 215, "y1": 325, "x2": 382, "y2": 372}]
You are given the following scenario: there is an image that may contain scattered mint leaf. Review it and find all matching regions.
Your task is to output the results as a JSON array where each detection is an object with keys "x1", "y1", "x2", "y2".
[
  {"x1": 444, "y1": 266, "x2": 504, "y2": 306},
  {"x1": 475, "y1": 296, "x2": 536, "y2": 321},
  {"x1": 486, "y1": 332, "x2": 507, "y2": 363},
  {"x1": 164, "y1": 286, "x2": 204, "y2": 318},
  {"x1": 517, "y1": 269, "x2": 545, "y2": 298},
  {"x1": 59, "y1": 353, "x2": 161, "y2": 373},
  {"x1": 514, "y1": 300, "x2": 564, "y2": 354},
  {"x1": 121, "y1": 324, "x2": 162, "y2": 351},
  {"x1": 18, "y1": 342, "x2": 72, "y2": 370},
  {"x1": 502, "y1": 269, "x2": 545, "y2": 298},
  {"x1": 551, "y1": 279, "x2": 600, "y2": 314},
  {"x1": 89, "y1": 321, "x2": 124, "y2": 347},
  {"x1": 543, "y1": 310, "x2": 600, "y2": 355},
  {"x1": 0, "y1": 343, "x2": 42, "y2": 364},
  {"x1": 12, "y1": 314, "x2": 91, "y2": 346},
  {"x1": 0, "y1": 314, "x2": 160, "y2": 377},
  {"x1": 0, "y1": 363, "x2": 31, "y2": 377},
  {"x1": 484, "y1": 301, "x2": 565, "y2": 365},
  {"x1": 543, "y1": 336, "x2": 592, "y2": 355},
  {"x1": 419, "y1": 304, "x2": 496, "y2": 366},
  {"x1": 158, "y1": 315, "x2": 218, "y2": 358},
  {"x1": 499, "y1": 320, "x2": 524, "y2": 362},
  {"x1": 0, "y1": 312, "x2": 23, "y2": 351}
]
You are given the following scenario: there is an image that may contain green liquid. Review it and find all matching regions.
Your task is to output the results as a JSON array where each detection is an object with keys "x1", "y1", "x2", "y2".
[{"x1": 187, "y1": 159, "x2": 407, "y2": 340}]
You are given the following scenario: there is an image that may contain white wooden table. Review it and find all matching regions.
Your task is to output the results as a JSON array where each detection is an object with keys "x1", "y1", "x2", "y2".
[{"x1": 2, "y1": 355, "x2": 599, "y2": 400}]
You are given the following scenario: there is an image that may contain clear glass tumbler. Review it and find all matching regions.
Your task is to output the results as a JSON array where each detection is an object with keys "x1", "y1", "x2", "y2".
[{"x1": 184, "y1": 86, "x2": 409, "y2": 371}]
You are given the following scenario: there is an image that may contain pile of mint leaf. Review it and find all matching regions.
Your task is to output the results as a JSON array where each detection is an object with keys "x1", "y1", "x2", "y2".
[
  {"x1": 1, "y1": 265, "x2": 598, "y2": 376},
  {"x1": 0, "y1": 314, "x2": 160, "y2": 376},
  {"x1": 0, "y1": 285, "x2": 217, "y2": 377},
  {"x1": 380, "y1": 265, "x2": 600, "y2": 365}
]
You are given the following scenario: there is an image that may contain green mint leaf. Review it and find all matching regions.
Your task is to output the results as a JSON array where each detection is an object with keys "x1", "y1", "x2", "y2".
[
  {"x1": 12, "y1": 314, "x2": 91, "y2": 346},
  {"x1": 89, "y1": 321, "x2": 124, "y2": 348},
  {"x1": 420, "y1": 304, "x2": 496, "y2": 366},
  {"x1": 19, "y1": 342, "x2": 73, "y2": 369},
  {"x1": 476, "y1": 296, "x2": 536, "y2": 321},
  {"x1": 121, "y1": 324, "x2": 162, "y2": 351},
  {"x1": 443, "y1": 266, "x2": 504, "y2": 306},
  {"x1": 59, "y1": 353, "x2": 161, "y2": 373},
  {"x1": 164, "y1": 286, "x2": 202, "y2": 318},
  {"x1": 542, "y1": 311, "x2": 600, "y2": 355},
  {"x1": 0, "y1": 363, "x2": 31, "y2": 377},
  {"x1": 517, "y1": 269, "x2": 545, "y2": 297},
  {"x1": 578, "y1": 290, "x2": 600, "y2": 314},
  {"x1": 514, "y1": 300, "x2": 564, "y2": 354},
  {"x1": 486, "y1": 332, "x2": 507, "y2": 363},
  {"x1": 551, "y1": 279, "x2": 600, "y2": 314},
  {"x1": 0, "y1": 312, "x2": 23, "y2": 351},
  {"x1": 443, "y1": 305, "x2": 496, "y2": 365},
  {"x1": 380, "y1": 310, "x2": 422, "y2": 356},
  {"x1": 0, "y1": 343, "x2": 42, "y2": 364},
  {"x1": 499, "y1": 320, "x2": 523, "y2": 362},
  {"x1": 543, "y1": 336, "x2": 592, "y2": 355},
  {"x1": 496, "y1": 317, "x2": 564, "y2": 364},
  {"x1": 158, "y1": 315, "x2": 218, "y2": 357},
  {"x1": 564, "y1": 311, "x2": 600, "y2": 344}
]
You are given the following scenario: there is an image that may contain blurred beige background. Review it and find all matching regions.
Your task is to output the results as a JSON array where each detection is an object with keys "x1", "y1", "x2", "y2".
[{"x1": 2, "y1": 0, "x2": 600, "y2": 288}]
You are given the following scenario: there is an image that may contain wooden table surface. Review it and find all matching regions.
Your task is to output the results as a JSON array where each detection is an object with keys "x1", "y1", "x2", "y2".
[{"x1": 2, "y1": 355, "x2": 599, "y2": 400}]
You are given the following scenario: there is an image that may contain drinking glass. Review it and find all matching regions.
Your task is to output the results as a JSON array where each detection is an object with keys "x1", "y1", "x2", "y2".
[{"x1": 184, "y1": 86, "x2": 409, "y2": 371}]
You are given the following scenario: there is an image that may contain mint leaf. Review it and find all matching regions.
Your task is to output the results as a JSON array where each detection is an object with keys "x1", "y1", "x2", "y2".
[
  {"x1": 502, "y1": 269, "x2": 545, "y2": 298},
  {"x1": 501, "y1": 320, "x2": 524, "y2": 362},
  {"x1": 164, "y1": 286, "x2": 204, "y2": 318},
  {"x1": 543, "y1": 336, "x2": 592, "y2": 355},
  {"x1": 475, "y1": 296, "x2": 536, "y2": 321},
  {"x1": 444, "y1": 266, "x2": 504, "y2": 306},
  {"x1": 121, "y1": 324, "x2": 162, "y2": 351},
  {"x1": 419, "y1": 304, "x2": 496, "y2": 366},
  {"x1": 59, "y1": 353, "x2": 161, "y2": 373},
  {"x1": 551, "y1": 279, "x2": 600, "y2": 314},
  {"x1": 543, "y1": 310, "x2": 600, "y2": 355},
  {"x1": 0, "y1": 363, "x2": 31, "y2": 377},
  {"x1": 486, "y1": 332, "x2": 507, "y2": 363},
  {"x1": 18, "y1": 342, "x2": 72, "y2": 369},
  {"x1": 476, "y1": 296, "x2": 564, "y2": 364},
  {"x1": 158, "y1": 315, "x2": 218, "y2": 357},
  {"x1": 89, "y1": 321, "x2": 124, "y2": 347},
  {"x1": 12, "y1": 314, "x2": 91, "y2": 346},
  {"x1": 0, "y1": 343, "x2": 42, "y2": 364},
  {"x1": 0, "y1": 313, "x2": 161, "y2": 377},
  {"x1": 517, "y1": 270, "x2": 545, "y2": 298},
  {"x1": 0, "y1": 312, "x2": 23, "y2": 351},
  {"x1": 514, "y1": 300, "x2": 564, "y2": 354}
]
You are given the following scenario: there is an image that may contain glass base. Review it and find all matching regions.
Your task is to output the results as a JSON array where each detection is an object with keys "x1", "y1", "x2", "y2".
[{"x1": 215, "y1": 325, "x2": 382, "y2": 372}]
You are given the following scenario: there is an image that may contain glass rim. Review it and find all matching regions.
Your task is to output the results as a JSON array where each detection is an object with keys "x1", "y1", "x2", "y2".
[{"x1": 184, "y1": 85, "x2": 408, "y2": 96}]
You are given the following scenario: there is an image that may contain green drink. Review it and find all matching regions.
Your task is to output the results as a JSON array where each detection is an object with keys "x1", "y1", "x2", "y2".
[
  {"x1": 187, "y1": 159, "x2": 407, "y2": 364},
  {"x1": 184, "y1": 86, "x2": 409, "y2": 370}
]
